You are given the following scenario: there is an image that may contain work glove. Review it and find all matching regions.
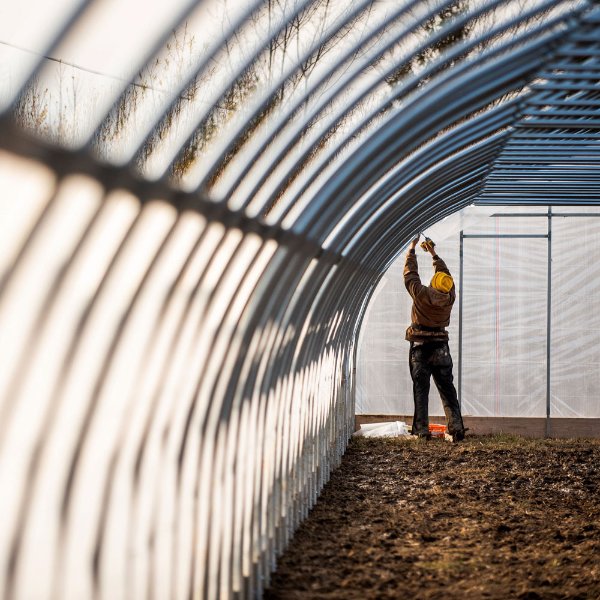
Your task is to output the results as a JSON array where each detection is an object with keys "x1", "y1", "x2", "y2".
[{"x1": 420, "y1": 237, "x2": 435, "y2": 253}]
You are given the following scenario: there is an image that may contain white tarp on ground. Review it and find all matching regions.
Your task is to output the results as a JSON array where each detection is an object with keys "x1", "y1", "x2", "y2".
[
  {"x1": 352, "y1": 421, "x2": 411, "y2": 438},
  {"x1": 357, "y1": 205, "x2": 600, "y2": 419}
]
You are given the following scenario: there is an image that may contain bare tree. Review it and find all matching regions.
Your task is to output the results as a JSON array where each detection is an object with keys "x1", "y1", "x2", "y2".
[{"x1": 13, "y1": 77, "x2": 50, "y2": 138}]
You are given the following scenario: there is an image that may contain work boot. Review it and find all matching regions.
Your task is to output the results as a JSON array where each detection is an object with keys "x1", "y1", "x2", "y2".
[
  {"x1": 451, "y1": 429, "x2": 466, "y2": 443},
  {"x1": 411, "y1": 426, "x2": 431, "y2": 440}
]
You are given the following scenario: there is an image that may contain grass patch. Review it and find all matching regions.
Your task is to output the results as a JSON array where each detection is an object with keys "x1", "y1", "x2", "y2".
[{"x1": 416, "y1": 558, "x2": 471, "y2": 575}]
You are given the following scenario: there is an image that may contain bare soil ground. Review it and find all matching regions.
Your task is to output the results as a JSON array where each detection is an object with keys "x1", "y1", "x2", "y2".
[{"x1": 265, "y1": 435, "x2": 600, "y2": 599}]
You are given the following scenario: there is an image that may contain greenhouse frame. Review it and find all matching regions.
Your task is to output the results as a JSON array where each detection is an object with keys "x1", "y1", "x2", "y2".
[{"x1": 0, "y1": 0, "x2": 599, "y2": 598}]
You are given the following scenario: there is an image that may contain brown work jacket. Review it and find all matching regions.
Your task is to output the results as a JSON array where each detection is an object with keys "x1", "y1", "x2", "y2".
[{"x1": 403, "y1": 250, "x2": 455, "y2": 343}]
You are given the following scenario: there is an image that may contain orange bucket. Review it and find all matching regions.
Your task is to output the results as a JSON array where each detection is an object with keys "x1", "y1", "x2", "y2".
[{"x1": 428, "y1": 423, "x2": 447, "y2": 438}]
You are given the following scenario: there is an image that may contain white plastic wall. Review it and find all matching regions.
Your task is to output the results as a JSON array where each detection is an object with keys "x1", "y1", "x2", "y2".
[{"x1": 357, "y1": 206, "x2": 600, "y2": 419}]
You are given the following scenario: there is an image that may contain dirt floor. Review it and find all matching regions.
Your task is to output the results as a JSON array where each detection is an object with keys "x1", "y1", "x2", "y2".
[{"x1": 265, "y1": 435, "x2": 600, "y2": 599}]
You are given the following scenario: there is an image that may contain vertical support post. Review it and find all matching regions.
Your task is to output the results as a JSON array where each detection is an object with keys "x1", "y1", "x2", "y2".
[
  {"x1": 458, "y1": 230, "x2": 464, "y2": 408},
  {"x1": 546, "y1": 207, "x2": 552, "y2": 437}
]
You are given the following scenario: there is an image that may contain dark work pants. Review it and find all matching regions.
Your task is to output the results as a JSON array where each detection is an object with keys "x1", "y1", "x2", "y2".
[{"x1": 409, "y1": 341, "x2": 464, "y2": 436}]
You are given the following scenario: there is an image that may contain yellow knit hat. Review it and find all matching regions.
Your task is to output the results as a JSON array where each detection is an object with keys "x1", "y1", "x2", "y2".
[{"x1": 430, "y1": 272, "x2": 453, "y2": 293}]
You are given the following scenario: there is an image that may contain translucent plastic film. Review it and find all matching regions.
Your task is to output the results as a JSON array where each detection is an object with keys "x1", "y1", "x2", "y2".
[{"x1": 357, "y1": 206, "x2": 600, "y2": 419}]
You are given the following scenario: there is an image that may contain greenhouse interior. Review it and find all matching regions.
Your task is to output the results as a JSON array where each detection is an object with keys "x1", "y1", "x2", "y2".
[
  {"x1": 0, "y1": 0, "x2": 599, "y2": 598},
  {"x1": 357, "y1": 205, "x2": 600, "y2": 436}
]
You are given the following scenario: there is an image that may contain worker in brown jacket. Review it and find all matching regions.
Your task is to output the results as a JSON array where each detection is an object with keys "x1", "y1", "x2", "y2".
[{"x1": 404, "y1": 235, "x2": 465, "y2": 442}]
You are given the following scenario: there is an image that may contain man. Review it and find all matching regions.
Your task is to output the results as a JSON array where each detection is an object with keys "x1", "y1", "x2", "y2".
[{"x1": 404, "y1": 234, "x2": 465, "y2": 442}]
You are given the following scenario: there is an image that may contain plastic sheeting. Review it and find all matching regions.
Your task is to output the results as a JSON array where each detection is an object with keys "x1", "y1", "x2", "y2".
[
  {"x1": 352, "y1": 421, "x2": 411, "y2": 438},
  {"x1": 357, "y1": 206, "x2": 600, "y2": 419}
]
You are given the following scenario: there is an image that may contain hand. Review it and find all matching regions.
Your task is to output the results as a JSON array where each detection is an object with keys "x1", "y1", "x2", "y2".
[
  {"x1": 423, "y1": 237, "x2": 436, "y2": 255},
  {"x1": 409, "y1": 235, "x2": 420, "y2": 250}
]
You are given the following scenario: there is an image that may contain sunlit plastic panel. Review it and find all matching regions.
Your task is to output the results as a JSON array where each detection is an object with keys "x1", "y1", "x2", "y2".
[{"x1": 0, "y1": 0, "x2": 84, "y2": 111}]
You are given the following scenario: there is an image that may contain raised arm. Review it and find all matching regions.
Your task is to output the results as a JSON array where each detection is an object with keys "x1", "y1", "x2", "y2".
[
  {"x1": 432, "y1": 254, "x2": 452, "y2": 277},
  {"x1": 404, "y1": 236, "x2": 423, "y2": 299},
  {"x1": 423, "y1": 238, "x2": 452, "y2": 277}
]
